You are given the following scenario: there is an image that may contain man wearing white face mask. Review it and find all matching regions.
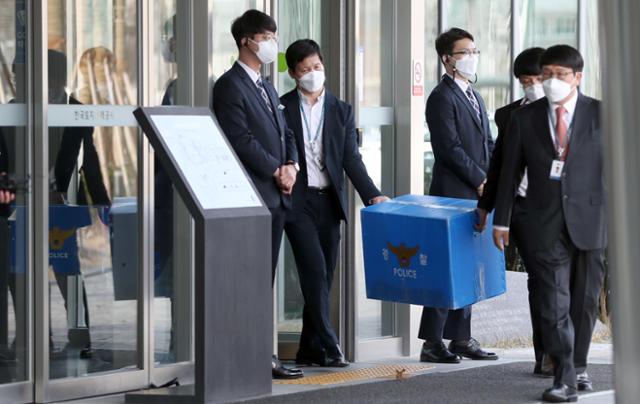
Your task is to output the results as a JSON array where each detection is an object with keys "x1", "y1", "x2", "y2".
[
  {"x1": 280, "y1": 39, "x2": 388, "y2": 368},
  {"x1": 475, "y1": 47, "x2": 552, "y2": 377},
  {"x1": 493, "y1": 45, "x2": 605, "y2": 402},
  {"x1": 212, "y1": 9, "x2": 302, "y2": 380},
  {"x1": 419, "y1": 28, "x2": 496, "y2": 364}
]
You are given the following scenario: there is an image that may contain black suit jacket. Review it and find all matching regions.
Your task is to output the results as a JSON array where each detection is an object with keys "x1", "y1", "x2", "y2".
[
  {"x1": 54, "y1": 97, "x2": 111, "y2": 206},
  {"x1": 212, "y1": 62, "x2": 298, "y2": 209},
  {"x1": 493, "y1": 93, "x2": 606, "y2": 252},
  {"x1": 280, "y1": 89, "x2": 381, "y2": 221},
  {"x1": 426, "y1": 75, "x2": 494, "y2": 199},
  {"x1": 478, "y1": 98, "x2": 524, "y2": 211}
]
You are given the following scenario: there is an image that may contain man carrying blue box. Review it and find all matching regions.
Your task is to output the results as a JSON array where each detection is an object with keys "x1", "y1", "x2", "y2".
[{"x1": 419, "y1": 28, "x2": 497, "y2": 363}]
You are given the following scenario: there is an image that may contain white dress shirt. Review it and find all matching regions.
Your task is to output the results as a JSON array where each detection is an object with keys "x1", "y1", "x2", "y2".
[
  {"x1": 299, "y1": 89, "x2": 330, "y2": 188},
  {"x1": 494, "y1": 90, "x2": 579, "y2": 231},
  {"x1": 446, "y1": 73, "x2": 471, "y2": 93},
  {"x1": 237, "y1": 59, "x2": 261, "y2": 87}
]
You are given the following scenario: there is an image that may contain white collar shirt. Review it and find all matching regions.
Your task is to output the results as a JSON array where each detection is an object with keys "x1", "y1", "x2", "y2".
[
  {"x1": 298, "y1": 89, "x2": 330, "y2": 188},
  {"x1": 237, "y1": 60, "x2": 261, "y2": 87}
]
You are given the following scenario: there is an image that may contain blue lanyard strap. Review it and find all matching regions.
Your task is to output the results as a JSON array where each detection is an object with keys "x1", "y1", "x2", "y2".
[{"x1": 299, "y1": 101, "x2": 325, "y2": 146}]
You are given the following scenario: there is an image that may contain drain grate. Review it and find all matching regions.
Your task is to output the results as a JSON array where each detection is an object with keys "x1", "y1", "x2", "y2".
[{"x1": 273, "y1": 364, "x2": 434, "y2": 385}]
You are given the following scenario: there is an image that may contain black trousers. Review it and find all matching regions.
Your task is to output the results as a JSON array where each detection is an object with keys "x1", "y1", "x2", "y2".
[
  {"x1": 510, "y1": 196, "x2": 544, "y2": 363},
  {"x1": 531, "y1": 227, "x2": 605, "y2": 387},
  {"x1": 269, "y1": 205, "x2": 288, "y2": 285},
  {"x1": 418, "y1": 306, "x2": 471, "y2": 342},
  {"x1": 285, "y1": 188, "x2": 342, "y2": 352}
]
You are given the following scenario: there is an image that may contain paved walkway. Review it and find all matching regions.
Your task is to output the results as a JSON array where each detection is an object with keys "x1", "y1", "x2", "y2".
[{"x1": 64, "y1": 343, "x2": 614, "y2": 404}]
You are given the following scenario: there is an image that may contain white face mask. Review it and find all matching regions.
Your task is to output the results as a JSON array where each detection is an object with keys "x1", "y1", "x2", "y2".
[
  {"x1": 298, "y1": 70, "x2": 325, "y2": 93},
  {"x1": 249, "y1": 38, "x2": 278, "y2": 64},
  {"x1": 453, "y1": 54, "x2": 479, "y2": 80},
  {"x1": 524, "y1": 83, "x2": 545, "y2": 102},
  {"x1": 542, "y1": 78, "x2": 573, "y2": 103}
]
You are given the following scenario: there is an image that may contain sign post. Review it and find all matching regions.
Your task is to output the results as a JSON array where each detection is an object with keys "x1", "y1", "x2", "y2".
[{"x1": 126, "y1": 107, "x2": 272, "y2": 403}]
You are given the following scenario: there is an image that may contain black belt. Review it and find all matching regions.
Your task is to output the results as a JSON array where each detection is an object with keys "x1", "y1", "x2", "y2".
[{"x1": 307, "y1": 186, "x2": 330, "y2": 195}]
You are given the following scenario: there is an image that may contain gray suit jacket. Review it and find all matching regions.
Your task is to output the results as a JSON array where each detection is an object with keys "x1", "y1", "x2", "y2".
[{"x1": 493, "y1": 93, "x2": 606, "y2": 252}]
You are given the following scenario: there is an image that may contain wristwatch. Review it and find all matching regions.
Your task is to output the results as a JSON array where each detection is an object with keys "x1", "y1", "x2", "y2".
[{"x1": 286, "y1": 161, "x2": 300, "y2": 172}]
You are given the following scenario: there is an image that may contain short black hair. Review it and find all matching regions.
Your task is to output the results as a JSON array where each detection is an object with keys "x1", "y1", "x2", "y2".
[
  {"x1": 231, "y1": 9, "x2": 277, "y2": 49},
  {"x1": 435, "y1": 28, "x2": 474, "y2": 59},
  {"x1": 540, "y1": 45, "x2": 584, "y2": 72},
  {"x1": 285, "y1": 39, "x2": 323, "y2": 70},
  {"x1": 513, "y1": 47, "x2": 545, "y2": 78}
]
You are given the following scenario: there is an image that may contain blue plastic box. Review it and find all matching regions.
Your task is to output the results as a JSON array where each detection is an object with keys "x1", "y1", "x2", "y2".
[{"x1": 361, "y1": 195, "x2": 506, "y2": 309}]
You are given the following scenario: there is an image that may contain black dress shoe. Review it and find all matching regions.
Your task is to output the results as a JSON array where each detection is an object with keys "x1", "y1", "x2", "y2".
[
  {"x1": 272, "y1": 356, "x2": 303, "y2": 379},
  {"x1": 449, "y1": 338, "x2": 498, "y2": 360},
  {"x1": 295, "y1": 348, "x2": 326, "y2": 366},
  {"x1": 577, "y1": 371, "x2": 593, "y2": 391},
  {"x1": 325, "y1": 345, "x2": 349, "y2": 367},
  {"x1": 542, "y1": 384, "x2": 577, "y2": 402},
  {"x1": 420, "y1": 341, "x2": 460, "y2": 364}
]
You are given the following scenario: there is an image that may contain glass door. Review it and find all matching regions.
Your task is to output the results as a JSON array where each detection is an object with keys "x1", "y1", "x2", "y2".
[
  {"x1": 349, "y1": 0, "x2": 398, "y2": 360},
  {"x1": 274, "y1": 0, "x2": 325, "y2": 360},
  {"x1": 0, "y1": 0, "x2": 32, "y2": 402},
  {"x1": 146, "y1": 0, "x2": 195, "y2": 387},
  {"x1": 37, "y1": 1, "x2": 146, "y2": 401}
]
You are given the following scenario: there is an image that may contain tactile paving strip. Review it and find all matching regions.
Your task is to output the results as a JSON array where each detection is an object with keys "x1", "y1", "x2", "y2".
[{"x1": 273, "y1": 363, "x2": 434, "y2": 385}]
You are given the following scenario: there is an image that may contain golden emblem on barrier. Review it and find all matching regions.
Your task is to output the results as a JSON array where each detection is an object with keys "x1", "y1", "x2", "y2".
[
  {"x1": 49, "y1": 227, "x2": 76, "y2": 250},
  {"x1": 387, "y1": 242, "x2": 419, "y2": 268}
]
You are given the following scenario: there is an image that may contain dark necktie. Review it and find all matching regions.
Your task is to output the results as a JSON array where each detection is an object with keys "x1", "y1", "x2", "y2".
[
  {"x1": 256, "y1": 78, "x2": 273, "y2": 113},
  {"x1": 465, "y1": 86, "x2": 481, "y2": 121}
]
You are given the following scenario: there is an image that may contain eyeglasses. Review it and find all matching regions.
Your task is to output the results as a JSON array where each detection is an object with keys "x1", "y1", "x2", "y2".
[
  {"x1": 519, "y1": 76, "x2": 542, "y2": 87},
  {"x1": 542, "y1": 70, "x2": 574, "y2": 80},
  {"x1": 451, "y1": 49, "x2": 481, "y2": 57}
]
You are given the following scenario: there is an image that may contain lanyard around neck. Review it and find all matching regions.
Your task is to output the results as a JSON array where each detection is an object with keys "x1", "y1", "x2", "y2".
[{"x1": 299, "y1": 101, "x2": 325, "y2": 146}]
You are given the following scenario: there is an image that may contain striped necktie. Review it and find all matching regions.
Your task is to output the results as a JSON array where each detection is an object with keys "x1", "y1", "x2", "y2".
[
  {"x1": 465, "y1": 86, "x2": 481, "y2": 121},
  {"x1": 256, "y1": 78, "x2": 273, "y2": 113}
]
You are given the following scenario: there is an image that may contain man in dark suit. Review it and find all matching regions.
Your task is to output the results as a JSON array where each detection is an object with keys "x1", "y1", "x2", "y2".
[
  {"x1": 476, "y1": 47, "x2": 552, "y2": 377},
  {"x1": 280, "y1": 39, "x2": 388, "y2": 368},
  {"x1": 493, "y1": 45, "x2": 605, "y2": 402},
  {"x1": 419, "y1": 28, "x2": 497, "y2": 364},
  {"x1": 211, "y1": 10, "x2": 302, "y2": 380}
]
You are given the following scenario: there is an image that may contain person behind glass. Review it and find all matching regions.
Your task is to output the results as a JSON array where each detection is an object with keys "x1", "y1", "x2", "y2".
[
  {"x1": 280, "y1": 39, "x2": 389, "y2": 368},
  {"x1": 0, "y1": 61, "x2": 28, "y2": 377},
  {"x1": 211, "y1": 10, "x2": 302, "y2": 380},
  {"x1": 475, "y1": 47, "x2": 552, "y2": 377},
  {"x1": 50, "y1": 49, "x2": 110, "y2": 359},
  {"x1": 493, "y1": 45, "x2": 605, "y2": 403},
  {"x1": 0, "y1": 134, "x2": 15, "y2": 368},
  {"x1": 0, "y1": 152, "x2": 14, "y2": 378},
  {"x1": 419, "y1": 28, "x2": 497, "y2": 364}
]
